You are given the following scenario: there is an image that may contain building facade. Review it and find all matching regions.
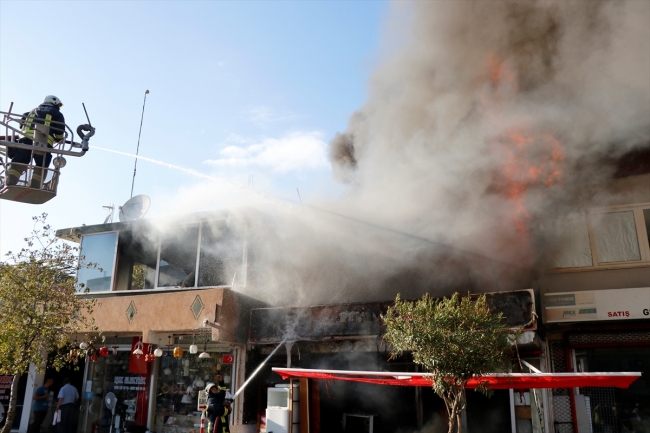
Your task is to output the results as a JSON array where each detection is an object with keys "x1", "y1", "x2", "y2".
[
  {"x1": 539, "y1": 171, "x2": 650, "y2": 433},
  {"x1": 11, "y1": 166, "x2": 650, "y2": 433}
]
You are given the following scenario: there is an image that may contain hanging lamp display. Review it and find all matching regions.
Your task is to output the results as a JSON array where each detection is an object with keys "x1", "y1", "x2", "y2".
[
  {"x1": 99, "y1": 346, "x2": 109, "y2": 357},
  {"x1": 189, "y1": 334, "x2": 198, "y2": 354},
  {"x1": 145, "y1": 345, "x2": 156, "y2": 363},
  {"x1": 161, "y1": 336, "x2": 174, "y2": 368},
  {"x1": 154, "y1": 337, "x2": 164, "y2": 357},
  {"x1": 133, "y1": 337, "x2": 144, "y2": 357},
  {"x1": 198, "y1": 341, "x2": 210, "y2": 359}
]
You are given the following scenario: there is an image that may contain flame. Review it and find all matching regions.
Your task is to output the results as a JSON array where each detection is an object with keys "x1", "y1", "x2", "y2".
[
  {"x1": 481, "y1": 53, "x2": 565, "y2": 240},
  {"x1": 486, "y1": 53, "x2": 517, "y2": 89},
  {"x1": 497, "y1": 131, "x2": 565, "y2": 235}
]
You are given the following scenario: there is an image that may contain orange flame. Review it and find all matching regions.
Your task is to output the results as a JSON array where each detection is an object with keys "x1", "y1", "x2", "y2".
[
  {"x1": 496, "y1": 130, "x2": 565, "y2": 236},
  {"x1": 486, "y1": 53, "x2": 517, "y2": 89},
  {"x1": 482, "y1": 53, "x2": 565, "y2": 240}
]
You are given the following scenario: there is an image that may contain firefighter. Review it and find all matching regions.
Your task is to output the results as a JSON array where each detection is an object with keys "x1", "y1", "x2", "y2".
[
  {"x1": 218, "y1": 400, "x2": 231, "y2": 433},
  {"x1": 7, "y1": 95, "x2": 65, "y2": 187},
  {"x1": 204, "y1": 383, "x2": 229, "y2": 433}
]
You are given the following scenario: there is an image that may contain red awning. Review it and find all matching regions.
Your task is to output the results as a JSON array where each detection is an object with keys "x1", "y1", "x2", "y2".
[{"x1": 273, "y1": 368, "x2": 641, "y2": 389}]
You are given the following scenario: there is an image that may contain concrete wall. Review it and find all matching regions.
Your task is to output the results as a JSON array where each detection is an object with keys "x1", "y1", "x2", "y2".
[
  {"x1": 539, "y1": 266, "x2": 650, "y2": 294},
  {"x1": 597, "y1": 173, "x2": 650, "y2": 206},
  {"x1": 82, "y1": 288, "x2": 251, "y2": 344}
]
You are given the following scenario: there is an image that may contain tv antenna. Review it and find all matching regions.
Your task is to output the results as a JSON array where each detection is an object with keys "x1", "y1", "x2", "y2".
[
  {"x1": 130, "y1": 89, "x2": 149, "y2": 198},
  {"x1": 102, "y1": 203, "x2": 115, "y2": 224}
]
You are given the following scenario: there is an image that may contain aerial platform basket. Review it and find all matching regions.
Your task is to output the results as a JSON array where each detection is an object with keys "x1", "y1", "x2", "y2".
[{"x1": 0, "y1": 103, "x2": 95, "y2": 204}]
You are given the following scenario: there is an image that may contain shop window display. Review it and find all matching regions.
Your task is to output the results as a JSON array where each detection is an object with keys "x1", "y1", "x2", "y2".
[
  {"x1": 576, "y1": 347, "x2": 650, "y2": 432},
  {"x1": 154, "y1": 350, "x2": 233, "y2": 433},
  {"x1": 84, "y1": 350, "x2": 151, "y2": 433}
]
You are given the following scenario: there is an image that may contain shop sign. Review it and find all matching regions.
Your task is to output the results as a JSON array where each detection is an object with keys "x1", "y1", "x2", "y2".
[
  {"x1": 197, "y1": 390, "x2": 208, "y2": 411},
  {"x1": 544, "y1": 287, "x2": 650, "y2": 323},
  {"x1": 113, "y1": 375, "x2": 147, "y2": 392},
  {"x1": 0, "y1": 376, "x2": 12, "y2": 403}
]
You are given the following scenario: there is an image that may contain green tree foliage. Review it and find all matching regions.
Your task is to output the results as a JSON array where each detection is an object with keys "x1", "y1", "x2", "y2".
[
  {"x1": 0, "y1": 214, "x2": 98, "y2": 433},
  {"x1": 131, "y1": 265, "x2": 146, "y2": 290},
  {"x1": 382, "y1": 292, "x2": 513, "y2": 433}
]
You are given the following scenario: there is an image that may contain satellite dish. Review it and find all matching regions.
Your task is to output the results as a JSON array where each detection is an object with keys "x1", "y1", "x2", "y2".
[{"x1": 118, "y1": 194, "x2": 151, "y2": 222}]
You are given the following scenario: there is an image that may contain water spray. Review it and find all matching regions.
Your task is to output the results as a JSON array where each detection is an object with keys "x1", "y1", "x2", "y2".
[{"x1": 231, "y1": 337, "x2": 287, "y2": 401}]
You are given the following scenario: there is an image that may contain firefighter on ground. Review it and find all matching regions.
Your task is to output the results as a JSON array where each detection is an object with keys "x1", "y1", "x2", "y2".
[
  {"x1": 204, "y1": 383, "x2": 230, "y2": 433},
  {"x1": 7, "y1": 95, "x2": 65, "y2": 187}
]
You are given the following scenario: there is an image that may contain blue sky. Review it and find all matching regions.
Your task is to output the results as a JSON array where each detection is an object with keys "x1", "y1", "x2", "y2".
[{"x1": 0, "y1": 1, "x2": 388, "y2": 255}]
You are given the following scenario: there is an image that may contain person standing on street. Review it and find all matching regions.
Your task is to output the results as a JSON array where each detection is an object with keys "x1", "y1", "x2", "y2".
[
  {"x1": 28, "y1": 378, "x2": 53, "y2": 433},
  {"x1": 56, "y1": 378, "x2": 78, "y2": 433}
]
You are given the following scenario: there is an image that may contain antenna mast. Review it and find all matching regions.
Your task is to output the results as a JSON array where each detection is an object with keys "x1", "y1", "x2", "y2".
[{"x1": 130, "y1": 89, "x2": 150, "y2": 198}]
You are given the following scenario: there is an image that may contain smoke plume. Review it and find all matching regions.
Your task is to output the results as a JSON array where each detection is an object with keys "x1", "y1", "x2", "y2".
[
  {"x1": 161, "y1": 1, "x2": 650, "y2": 306},
  {"x1": 321, "y1": 1, "x2": 650, "y2": 291}
]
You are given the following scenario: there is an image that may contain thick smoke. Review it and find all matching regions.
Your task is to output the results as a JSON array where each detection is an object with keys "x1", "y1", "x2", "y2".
[
  {"x1": 230, "y1": 0, "x2": 650, "y2": 306},
  {"x1": 158, "y1": 1, "x2": 649, "y2": 306},
  {"x1": 325, "y1": 1, "x2": 649, "y2": 276}
]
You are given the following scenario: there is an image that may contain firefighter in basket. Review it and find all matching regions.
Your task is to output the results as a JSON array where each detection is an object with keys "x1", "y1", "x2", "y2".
[{"x1": 7, "y1": 95, "x2": 65, "y2": 187}]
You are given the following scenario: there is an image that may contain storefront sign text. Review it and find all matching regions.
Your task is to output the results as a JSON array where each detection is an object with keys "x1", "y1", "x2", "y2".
[
  {"x1": 544, "y1": 287, "x2": 650, "y2": 323},
  {"x1": 0, "y1": 376, "x2": 12, "y2": 402},
  {"x1": 113, "y1": 376, "x2": 147, "y2": 391}
]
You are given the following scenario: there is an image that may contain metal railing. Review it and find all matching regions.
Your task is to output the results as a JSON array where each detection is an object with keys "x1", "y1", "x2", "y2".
[{"x1": 0, "y1": 108, "x2": 91, "y2": 158}]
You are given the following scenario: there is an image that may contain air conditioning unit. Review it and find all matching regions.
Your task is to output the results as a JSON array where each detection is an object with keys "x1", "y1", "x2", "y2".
[{"x1": 343, "y1": 414, "x2": 375, "y2": 433}]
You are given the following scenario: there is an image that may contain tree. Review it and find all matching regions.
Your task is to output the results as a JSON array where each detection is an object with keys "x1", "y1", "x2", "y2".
[
  {"x1": 382, "y1": 292, "x2": 513, "y2": 433},
  {"x1": 0, "y1": 214, "x2": 98, "y2": 433}
]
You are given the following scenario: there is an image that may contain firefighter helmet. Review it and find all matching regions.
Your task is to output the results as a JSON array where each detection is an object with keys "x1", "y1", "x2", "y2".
[{"x1": 43, "y1": 95, "x2": 63, "y2": 107}]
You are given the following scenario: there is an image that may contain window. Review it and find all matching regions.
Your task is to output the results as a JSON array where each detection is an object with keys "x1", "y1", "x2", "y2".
[
  {"x1": 550, "y1": 213, "x2": 593, "y2": 268},
  {"x1": 83, "y1": 219, "x2": 245, "y2": 291},
  {"x1": 550, "y1": 204, "x2": 650, "y2": 270},
  {"x1": 591, "y1": 211, "x2": 641, "y2": 263},
  {"x1": 77, "y1": 232, "x2": 119, "y2": 292},
  {"x1": 198, "y1": 222, "x2": 243, "y2": 287},
  {"x1": 643, "y1": 209, "x2": 650, "y2": 248},
  {"x1": 157, "y1": 225, "x2": 200, "y2": 288},
  {"x1": 114, "y1": 231, "x2": 157, "y2": 291}
]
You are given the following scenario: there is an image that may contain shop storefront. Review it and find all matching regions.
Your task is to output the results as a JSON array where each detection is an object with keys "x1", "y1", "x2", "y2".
[
  {"x1": 544, "y1": 287, "x2": 650, "y2": 433},
  {"x1": 80, "y1": 336, "x2": 237, "y2": 433},
  {"x1": 152, "y1": 340, "x2": 235, "y2": 433},
  {"x1": 81, "y1": 338, "x2": 153, "y2": 433}
]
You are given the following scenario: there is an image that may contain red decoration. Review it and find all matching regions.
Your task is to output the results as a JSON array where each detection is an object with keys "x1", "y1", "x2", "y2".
[
  {"x1": 89, "y1": 353, "x2": 98, "y2": 363},
  {"x1": 99, "y1": 347, "x2": 109, "y2": 357},
  {"x1": 144, "y1": 353, "x2": 155, "y2": 363},
  {"x1": 221, "y1": 354, "x2": 234, "y2": 365}
]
